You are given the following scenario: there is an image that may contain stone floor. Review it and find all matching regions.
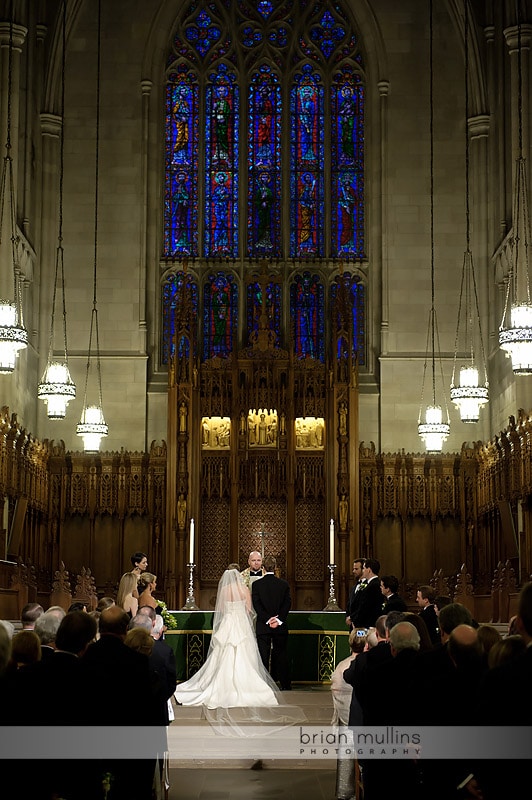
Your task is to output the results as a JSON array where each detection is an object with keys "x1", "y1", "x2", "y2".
[{"x1": 165, "y1": 686, "x2": 339, "y2": 800}]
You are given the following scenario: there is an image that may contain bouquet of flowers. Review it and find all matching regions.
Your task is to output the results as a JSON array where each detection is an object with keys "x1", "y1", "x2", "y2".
[{"x1": 157, "y1": 599, "x2": 177, "y2": 629}]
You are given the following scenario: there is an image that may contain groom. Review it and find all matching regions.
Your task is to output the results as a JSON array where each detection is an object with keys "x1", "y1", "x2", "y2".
[{"x1": 252, "y1": 554, "x2": 292, "y2": 690}]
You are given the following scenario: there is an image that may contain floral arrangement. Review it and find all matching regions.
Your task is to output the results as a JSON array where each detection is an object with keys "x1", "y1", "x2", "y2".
[{"x1": 157, "y1": 599, "x2": 177, "y2": 629}]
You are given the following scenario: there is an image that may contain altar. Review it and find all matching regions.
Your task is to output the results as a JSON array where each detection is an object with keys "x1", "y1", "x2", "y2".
[{"x1": 166, "y1": 610, "x2": 350, "y2": 683}]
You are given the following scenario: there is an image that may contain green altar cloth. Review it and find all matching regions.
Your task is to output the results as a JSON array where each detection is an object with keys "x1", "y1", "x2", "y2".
[{"x1": 165, "y1": 610, "x2": 350, "y2": 683}]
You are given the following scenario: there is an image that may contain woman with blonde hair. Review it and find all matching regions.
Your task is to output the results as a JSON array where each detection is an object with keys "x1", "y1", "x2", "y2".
[
  {"x1": 116, "y1": 571, "x2": 139, "y2": 618},
  {"x1": 125, "y1": 627, "x2": 154, "y2": 657},
  {"x1": 138, "y1": 571, "x2": 162, "y2": 612}
]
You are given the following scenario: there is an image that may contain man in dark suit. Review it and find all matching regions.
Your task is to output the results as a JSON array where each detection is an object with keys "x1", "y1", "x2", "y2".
[
  {"x1": 345, "y1": 557, "x2": 365, "y2": 629},
  {"x1": 415, "y1": 584, "x2": 440, "y2": 645},
  {"x1": 475, "y1": 581, "x2": 532, "y2": 799},
  {"x1": 252, "y1": 554, "x2": 292, "y2": 690},
  {"x1": 380, "y1": 574, "x2": 408, "y2": 612},
  {"x1": 151, "y1": 613, "x2": 178, "y2": 719},
  {"x1": 351, "y1": 558, "x2": 382, "y2": 628},
  {"x1": 81, "y1": 606, "x2": 163, "y2": 798}
]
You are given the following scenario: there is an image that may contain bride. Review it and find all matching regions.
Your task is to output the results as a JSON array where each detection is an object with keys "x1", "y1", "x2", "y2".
[{"x1": 174, "y1": 566, "x2": 304, "y2": 728}]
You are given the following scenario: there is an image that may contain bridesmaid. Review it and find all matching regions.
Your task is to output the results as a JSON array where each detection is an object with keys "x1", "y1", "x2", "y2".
[{"x1": 116, "y1": 572, "x2": 138, "y2": 619}]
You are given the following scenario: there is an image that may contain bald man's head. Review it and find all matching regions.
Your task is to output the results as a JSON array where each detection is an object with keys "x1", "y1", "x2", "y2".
[
  {"x1": 99, "y1": 606, "x2": 130, "y2": 638},
  {"x1": 448, "y1": 624, "x2": 482, "y2": 669}
]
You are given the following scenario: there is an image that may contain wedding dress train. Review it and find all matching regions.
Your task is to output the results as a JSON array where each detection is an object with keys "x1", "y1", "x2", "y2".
[{"x1": 173, "y1": 570, "x2": 305, "y2": 732}]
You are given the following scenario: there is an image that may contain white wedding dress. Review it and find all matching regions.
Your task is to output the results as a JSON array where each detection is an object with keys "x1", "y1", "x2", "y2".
[
  {"x1": 174, "y1": 598, "x2": 278, "y2": 709},
  {"x1": 173, "y1": 569, "x2": 305, "y2": 731}
]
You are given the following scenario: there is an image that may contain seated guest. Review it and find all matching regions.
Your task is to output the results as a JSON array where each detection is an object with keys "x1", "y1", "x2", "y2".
[
  {"x1": 81, "y1": 606, "x2": 163, "y2": 799},
  {"x1": 20, "y1": 602, "x2": 44, "y2": 630},
  {"x1": 476, "y1": 623, "x2": 502, "y2": 666},
  {"x1": 125, "y1": 626, "x2": 154, "y2": 657},
  {"x1": 10, "y1": 630, "x2": 41, "y2": 669},
  {"x1": 475, "y1": 582, "x2": 532, "y2": 799},
  {"x1": 0, "y1": 619, "x2": 15, "y2": 640},
  {"x1": 138, "y1": 605, "x2": 157, "y2": 623},
  {"x1": 68, "y1": 601, "x2": 88, "y2": 613},
  {"x1": 330, "y1": 628, "x2": 367, "y2": 800},
  {"x1": 151, "y1": 614, "x2": 178, "y2": 706},
  {"x1": 0, "y1": 623, "x2": 11, "y2": 675},
  {"x1": 403, "y1": 610, "x2": 434, "y2": 651},
  {"x1": 488, "y1": 633, "x2": 526, "y2": 668},
  {"x1": 331, "y1": 628, "x2": 368, "y2": 726},
  {"x1": 97, "y1": 596, "x2": 115, "y2": 612},
  {"x1": 34, "y1": 611, "x2": 63, "y2": 660}
]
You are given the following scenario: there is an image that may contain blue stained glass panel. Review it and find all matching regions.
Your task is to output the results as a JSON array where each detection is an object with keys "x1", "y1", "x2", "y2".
[
  {"x1": 310, "y1": 10, "x2": 346, "y2": 59},
  {"x1": 290, "y1": 68, "x2": 324, "y2": 257},
  {"x1": 257, "y1": 1, "x2": 273, "y2": 19},
  {"x1": 290, "y1": 272, "x2": 325, "y2": 361},
  {"x1": 161, "y1": 272, "x2": 199, "y2": 365},
  {"x1": 331, "y1": 273, "x2": 365, "y2": 366},
  {"x1": 205, "y1": 66, "x2": 239, "y2": 257},
  {"x1": 185, "y1": 10, "x2": 221, "y2": 58},
  {"x1": 203, "y1": 272, "x2": 238, "y2": 359},
  {"x1": 165, "y1": 79, "x2": 198, "y2": 256},
  {"x1": 248, "y1": 70, "x2": 282, "y2": 257},
  {"x1": 332, "y1": 72, "x2": 365, "y2": 258}
]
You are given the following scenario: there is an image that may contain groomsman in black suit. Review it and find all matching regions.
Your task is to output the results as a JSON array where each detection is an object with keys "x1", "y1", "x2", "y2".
[
  {"x1": 380, "y1": 574, "x2": 408, "y2": 613},
  {"x1": 252, "y1": 554, "x2": 292, "y2": 690},
  {"x1": 351, "y1": 558, "x2": 383, "y2": 628},
  {"x1": 345, "y1": 558, "x2": 365, "y2": 630},
  {"x1": 415, "y1": 584, "x2": 440, "y2": 645}
]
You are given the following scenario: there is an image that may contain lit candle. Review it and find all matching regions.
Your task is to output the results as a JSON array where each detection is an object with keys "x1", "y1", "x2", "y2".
[
  {"x1": 329, "y1": 518, "x2": 335, "y2": 564},
  {"x1": 189, "y1": 518, "x2": 195, "y2": 563}
]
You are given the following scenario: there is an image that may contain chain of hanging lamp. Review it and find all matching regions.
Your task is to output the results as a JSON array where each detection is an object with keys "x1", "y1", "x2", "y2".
[
  {"x1": 449, "y1": 0, "x2": 489, "y2": 422},
  {"x1": 0, "y1": 0, "x2": 28, "y2": 373},
  {"x1": 37, "y1": 0, "x2": 76, "y2": 418},
  {"x1": 418, "y1": 0, "x2": 450, "y2": 453},
  {"x1": 76, "y1": 0, "x2": 108, "y2": 451},
  {"x1": 498, "y1": 0, "x2": 532, "y2": 373}
]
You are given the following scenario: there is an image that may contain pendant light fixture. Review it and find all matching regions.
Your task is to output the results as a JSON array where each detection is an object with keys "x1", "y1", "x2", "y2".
[
  {"x1": 76, "y1": 0, "x2": 108, "y2": 451},
  {"x1": 418, "y1": 0, "x2": 450, "y2": 453},
  {"x1": 498, "y1": 1, "x2": 532, "y2": 373},
  {"x1": 450, "y1": 0, "x2": 489, "y2": 422},
  {"x1": 0, "y1": 0, "x2": 27, "y2": 373},
  {"x1": 38, "y1": 0, "x2": 76, "y2": 418}
]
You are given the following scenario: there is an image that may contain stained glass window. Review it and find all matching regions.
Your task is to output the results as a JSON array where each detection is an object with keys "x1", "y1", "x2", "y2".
[
  {"x1": 290, "y1": 66, "x2": 325, "y2": 257},
  {"x1": 162, "y1": 272, "x2": 199, "y2": 365},
  {"x1": 205, "y1": 65, "x2": 239, "y2": 258},
  {"x1": 248, "y1": 68, "x2": 282, "y2": 258},
  {"x1": 165, "y1": 73, "x2": 198, "y2": 256},
  {"x1": 203, "y1": 272, "x2": 238, "y2": 360},
  {"x1": 290, "y1": 272, "x2": 325, "y2": 362},
  {"x1": 331, "y1": 273, "x2": 365, "y2": 366},
  {"x1": 332, "y1": 68, "x2": 365, "y2": 258},
  {"x1": 164, "y1": 1, "x2": 366, "y2": 365}
]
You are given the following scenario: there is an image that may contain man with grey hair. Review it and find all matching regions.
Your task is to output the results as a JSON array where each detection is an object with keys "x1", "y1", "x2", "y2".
[
  {"x1": 388, "y1": 619, "x2": 421, "y2": 655},
  {"x1": 34, "y1": 611, "x2": 63, "y2": 660},
  {"x1": 128, "y1": 612, "x2": 153, "y2": 633},
  {"x1": 356, "y1": 620, "x2": 423, "y2": 799},
  {"x1": 0, "y1": 619, "x2": 15, "y2": 639}
]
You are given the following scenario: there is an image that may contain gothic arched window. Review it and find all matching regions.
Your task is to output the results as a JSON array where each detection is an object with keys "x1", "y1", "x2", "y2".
[
  {"x1": 162, "y1": 271, "x2": 199, "y2": 365},
  {"x1": 163, "y1": 1, "x2": 365, "y2": 367},
  {"x1": 331, "y1": 273, "x2": 365, "y2": 367},
  {"x1": 203, "y1": 272, "x2": 238, "y2": 360},
  {"x1": 290, "y1": 272, "x2": 325, "y2": 361}
]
